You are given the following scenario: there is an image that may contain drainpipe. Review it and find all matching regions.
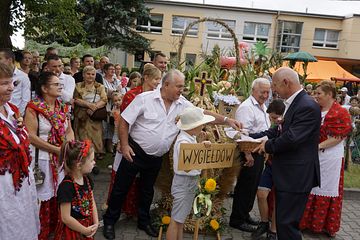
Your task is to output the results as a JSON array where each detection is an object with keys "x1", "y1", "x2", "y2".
[{"x1": 273, "y1": 11, "x2": 281, "y2": 50}]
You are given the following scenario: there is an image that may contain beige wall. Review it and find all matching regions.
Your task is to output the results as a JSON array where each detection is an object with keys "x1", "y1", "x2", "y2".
[{"x1": 126, "y1": 2, "x2": 360, "y2": 69}]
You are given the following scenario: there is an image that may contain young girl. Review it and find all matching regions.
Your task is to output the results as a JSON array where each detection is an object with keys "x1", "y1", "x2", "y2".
[{"x1": 55, "y1": 140, "x2": 99, "y2": 239}]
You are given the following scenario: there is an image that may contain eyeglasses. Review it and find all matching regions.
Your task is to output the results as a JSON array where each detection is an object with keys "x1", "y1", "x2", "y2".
[{"x1": 48, "y1": 83, "x2": 64, "y2": 88}]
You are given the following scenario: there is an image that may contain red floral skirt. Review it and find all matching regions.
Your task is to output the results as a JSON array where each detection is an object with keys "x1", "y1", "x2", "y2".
[
  {"x1": 107, "y1": 170, "x2": 140, "y2": 216},
  {"x1": 39, "y1": 197, "x2": 58, "y2": 240},
  {"x1": 54, "y1": 216, "x2": 93, "y2": 240},
  {"x1": 299, "y1": 159, "x2": 344, "y2": 236}
]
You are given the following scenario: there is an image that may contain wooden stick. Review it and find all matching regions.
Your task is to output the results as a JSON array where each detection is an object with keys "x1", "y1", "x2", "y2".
[
  {"x1": 216, "y1": 231, "x2": 221, "y2": 240},
  {"x1": 193, "y1": 219, "x2": 200, "y2": 240},
  {"x1": 158, "y1": 226, "x2": 163, "y2": 240}
]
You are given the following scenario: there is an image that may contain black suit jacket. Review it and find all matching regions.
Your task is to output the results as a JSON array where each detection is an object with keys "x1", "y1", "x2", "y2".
[
  {"x1": 73, "y1": 70, "x2": 104, "y2": 84},
  {"x1": 264, "y1": 90, "x2": 321, "y2": 193}
]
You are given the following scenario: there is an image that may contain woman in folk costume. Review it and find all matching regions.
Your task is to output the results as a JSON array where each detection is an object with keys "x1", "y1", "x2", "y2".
[
  {"x1": 0, "y1": 63, "x2": 40, "y2": 240},
  {"x1": 300, "y1": 80, "x2": 352, "y2": 237},
  {"x1": 25, "y1": 71, "x2": 74, "y2": 239},
  {"x1": 105, "y1": 63, "x2": 161, "y2": 216},
  {"x1": 55, "y1": 140, "x2": 99, "y2": 239}
]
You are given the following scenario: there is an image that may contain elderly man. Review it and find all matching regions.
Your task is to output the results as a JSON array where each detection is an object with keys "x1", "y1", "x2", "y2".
[
  {"x1": 103, "y1": 69, "x2": 242, "y2": 239},
  {"x1": 253, "y1": 67, "x2": 321, "y2": 240},
  {"x1": 230, "y1": 78, "x2": 271, "y2": 232},
  {"x1": 98, "y1": 56, "x2": 110, "y2": 75},
  {"x1": 0, "y1": 48, "x2": 30, "y2": 115},
  {"x1": 340, "y1": 87, "x2": 351, "y2": 105},
  {"x1": 46, "y1": 55, "x2": 75, "y2": 104}
]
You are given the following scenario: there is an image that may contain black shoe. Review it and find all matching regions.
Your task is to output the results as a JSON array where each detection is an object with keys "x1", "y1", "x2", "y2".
[
  {"x1": 138, "y1": 224, "x2": 159, "y2": 237},
  {"x1": 265, "y1": 230, "x2": 277, "y2": 240},
  {"x1": 251, "y1": 222, "x2": 269, "y2": 239},
  {"x1": 246, "y1": 216, "x2": 260, "y2": 225},
  {"x1": 230, "y1": 222, "x2": 257, "y2": 232},
  {"x1": 103, "y1": 224, "x2": 115, "y2": 239}
]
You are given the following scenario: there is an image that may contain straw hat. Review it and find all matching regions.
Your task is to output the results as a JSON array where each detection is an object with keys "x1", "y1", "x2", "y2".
[{"x1": 177, "y1": 106, "x2": 215, "y2": 130}]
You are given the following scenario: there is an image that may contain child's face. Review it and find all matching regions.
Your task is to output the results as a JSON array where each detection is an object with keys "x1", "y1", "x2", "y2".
[
  {"x1": 81, "y1": 150, "x2": 95, "y2": 174},
  {"x1": 351, "y1": 99, "x2": 359, "y2": 107},
  {"x1": 112, "y1": 95, "x2": 122, "y2": 108},
  {"x1": 131, "y1": 77, "x2": 141, "y2": 87},
  {"x1": 269, "y1": 112, "x2": 283, "y2": 125}
]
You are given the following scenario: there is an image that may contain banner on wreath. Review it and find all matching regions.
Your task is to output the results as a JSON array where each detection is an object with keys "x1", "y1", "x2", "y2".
[{"x1": 178, "y1": 143, "x2": 236, "y2": 171}]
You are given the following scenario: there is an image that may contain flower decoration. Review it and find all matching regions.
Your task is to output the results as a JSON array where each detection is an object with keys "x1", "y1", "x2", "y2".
[
  {"x1": 205, "y1": 178, "x2": 217, "y2": 193},
  {"x1": 210, "y1": 219, "x2": 219, "y2": 231},
  {"x1": 193, "y1": 177, "x2": 219, "y2": 218},
  {"x1": 213, "y1": 92, "x2": 241, "y2": 106},
  {"x1": 161, "y1": 215, "x2": 171, "y2": 225}
]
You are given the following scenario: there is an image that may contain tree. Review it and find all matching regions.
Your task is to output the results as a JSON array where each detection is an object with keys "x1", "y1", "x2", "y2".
[
  {"x1": 72, "y1": 0, "x2": 152, "y2": 53},
  {"x1": 0, "y1": 0, "x2": 84, "y2": 49}
]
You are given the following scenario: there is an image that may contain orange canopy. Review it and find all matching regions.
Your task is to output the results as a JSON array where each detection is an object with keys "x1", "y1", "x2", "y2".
[{"x1": 271, "y1": 60, "x2": 360, "y2": 84}]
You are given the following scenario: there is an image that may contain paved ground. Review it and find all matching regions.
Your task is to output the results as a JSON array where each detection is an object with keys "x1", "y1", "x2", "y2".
[{"x1": 92, "y1": 169, "x2": 360, "y2": 240}]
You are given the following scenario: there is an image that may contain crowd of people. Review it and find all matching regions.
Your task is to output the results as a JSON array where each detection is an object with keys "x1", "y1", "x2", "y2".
[{"x1": 0, "y1": 46, "x2": 355, "y2": 240}]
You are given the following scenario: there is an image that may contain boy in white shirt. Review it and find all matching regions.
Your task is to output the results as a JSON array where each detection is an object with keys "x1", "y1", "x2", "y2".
[{"x1": 166, "y1": 106, "x2": 215, "y2": 240}]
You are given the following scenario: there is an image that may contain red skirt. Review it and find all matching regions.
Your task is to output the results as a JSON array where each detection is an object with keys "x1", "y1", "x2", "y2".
[
  {"x1": 299, "y1": 159, "x2": 344, "y2": 236},
  {"x1": 38, "y1": 197, "x2": 58, "y2": 240},
  {"x1": 54, "y1": 216, "x2": 93, "y2": 240},
  {"x1": 107, "y1": 170, "x2": 140, "y2": 217}
]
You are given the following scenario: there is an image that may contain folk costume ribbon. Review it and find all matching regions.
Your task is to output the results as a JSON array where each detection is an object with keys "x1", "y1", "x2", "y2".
[
  {"x1": 0, "y1": 102, "x2": 31, "y2": 192},
  {"x1": 27, "y1": 96, "x2": 69, "y2": 193}
]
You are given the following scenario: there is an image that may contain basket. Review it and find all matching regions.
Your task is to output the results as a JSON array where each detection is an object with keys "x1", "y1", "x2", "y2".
[{"x1": 236, "y1": 141, "x2": 261, "y2": 152}]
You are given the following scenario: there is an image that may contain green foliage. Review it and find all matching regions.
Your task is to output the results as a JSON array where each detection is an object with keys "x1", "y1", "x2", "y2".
[{"x1": 24, "y1": 0, "x2": 85, "y2": 45}]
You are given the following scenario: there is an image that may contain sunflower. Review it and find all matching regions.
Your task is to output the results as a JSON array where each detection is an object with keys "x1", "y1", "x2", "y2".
[
  {"x1": 204, "y1": 178, "x2": 217, "y2": 192},
  {"x1": 162, "y1": 215, "x2": 171, "y2": 225},
  {"x1": 210, "y1": 219, "x2": 219, "y2": 231}
]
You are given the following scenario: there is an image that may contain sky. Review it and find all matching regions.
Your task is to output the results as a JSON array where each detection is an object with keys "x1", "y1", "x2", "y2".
[{"x1": 12, "y1": 0, "x2": 360, "y2": 49}]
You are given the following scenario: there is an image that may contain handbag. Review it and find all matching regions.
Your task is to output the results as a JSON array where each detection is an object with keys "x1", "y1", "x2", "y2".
[
  {"x1": 89, "y1": 88, "x2": 107, "y2": 121},
  {"x1": 33, "y1": 114, "x2": 45, "y2": 186}
]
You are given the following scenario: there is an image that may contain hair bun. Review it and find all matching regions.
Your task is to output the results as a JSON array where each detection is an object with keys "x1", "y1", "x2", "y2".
[{"x1": 143, "y1": 63, "x2": 156, "y2": 71}]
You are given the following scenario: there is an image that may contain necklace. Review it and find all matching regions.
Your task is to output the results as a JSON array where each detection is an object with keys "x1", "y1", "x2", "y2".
[{"x1": 71, "y1": 176, "x2": 93, "y2": 217}]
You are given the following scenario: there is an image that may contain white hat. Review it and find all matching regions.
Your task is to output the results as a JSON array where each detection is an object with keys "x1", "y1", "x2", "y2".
[
  {"x1": 341, "y1": 87, "x2": 348, "y2": 92},
  {"x1": 177, "y1": 107, "x2": 215, "y2": 130}
]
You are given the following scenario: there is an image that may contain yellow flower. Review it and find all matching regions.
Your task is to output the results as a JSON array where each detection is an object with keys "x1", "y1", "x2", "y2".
[
  {"x1": 210, "y1": 219, "x2": 219, "y2": 231},
  {"x1": 204, "y1": 178, "x2": 216, "y2": 192},
  {"x1": 162, "y1": 215, "x2": 171, "y2": 225}
]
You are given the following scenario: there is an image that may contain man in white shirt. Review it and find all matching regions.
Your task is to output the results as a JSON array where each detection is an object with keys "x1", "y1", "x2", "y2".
[
  {"x1": 102, "y1": 69, "x2": 242, "y2": 240},
  {"x1": 0, "y1": 48, "x2": 31, "y2": 115},
  {"x1": 46, "y1": 55, "x2": 75, "y2": 104},
  {"x1": 230, "y1": 78, "x2": 271, "y2": 233},
  {"x1": 340, "y1": 87, "x2": 351, "y2": 105}
]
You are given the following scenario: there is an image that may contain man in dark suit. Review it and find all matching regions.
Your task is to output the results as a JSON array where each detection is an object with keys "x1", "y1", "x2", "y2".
[
  {"x1": 73, "y1": 54, "x2": 103, "y2": 84},
  {"x1": 254, "y1": 67, "x2": 321, "y2": 240}
]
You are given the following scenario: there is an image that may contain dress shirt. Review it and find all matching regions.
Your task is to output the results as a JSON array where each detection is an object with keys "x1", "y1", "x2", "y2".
[
  {"x1": 173, "y1": 130, "x2": 201, "y2": 176},
  {"x1": 10, "y1": 68, "x2": 31, "y2": 115},
  {"x1": 284, "y1": 89, "x2": 303, "y2": 115},
  {"x1": 121, "y1": 88, "x2": 192, "y2": 157},
  {"x1": 59, "y1": 72, "x2": 75, "y2": 103},
  {"x1": 235, "y1": 95, "x2": 270, "y2": 134}
]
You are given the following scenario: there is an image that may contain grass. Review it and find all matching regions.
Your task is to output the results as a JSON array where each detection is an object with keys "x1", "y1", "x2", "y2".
[{"x1": 344, "y1": 164, "x2": 360, "y2": 188}]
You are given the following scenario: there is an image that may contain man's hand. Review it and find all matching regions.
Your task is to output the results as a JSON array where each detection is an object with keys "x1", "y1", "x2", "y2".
[
  {"x1": 226, "y1": 118, "x2": 242, "y2": 130},
  {"x1": 121, "y1": 144, "x2": 135, "y2": 162},
  {"x1": 116, "y1": 141, "x2": 122, "y2": 153},
  {"x1": 252, "y1": 140, "x2": 267, "y2": 155},
  {"x1": 244, "y1": 152, "x2": 254, "y2": 167},
  {"x1": 202, "y1": 140, "x2": 211, "y2": 148}
]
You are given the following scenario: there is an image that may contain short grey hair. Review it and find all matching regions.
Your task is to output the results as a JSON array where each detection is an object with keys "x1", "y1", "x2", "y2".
[
  {"x1": 251, "y1": 77, "x2": 270, "y2": 89},
  {"x1": 162, "y1": 69, "x2": 185, "y2": 85},
  {"x1": 83, "y1": 65, "x2": 96, "y2": 74}
]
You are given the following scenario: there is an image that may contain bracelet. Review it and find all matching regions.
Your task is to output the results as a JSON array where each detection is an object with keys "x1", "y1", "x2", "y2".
[{"x1": 224, "y1": 117, "x2": 228, "y2": 123}]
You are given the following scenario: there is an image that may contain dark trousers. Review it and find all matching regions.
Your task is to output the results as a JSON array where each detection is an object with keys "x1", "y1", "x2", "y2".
[
  {"x1": 103, "y1": 138, "x2": 163, "y2": 226},
  {"x1": 230, "y1": 153, "x2": 265, "y2": 224},
  {"x1": 275, "y1": 191, "x2": 309, "y2": 240}
]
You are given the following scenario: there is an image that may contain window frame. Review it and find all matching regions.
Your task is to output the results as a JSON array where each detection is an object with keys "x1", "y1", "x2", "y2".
[
  {"x1": 277, "y1": 21, "x2": 303, "y2": 53},
  {"x1": 206, "y1": 19, "x2": 236, "y2": 40},
  {"x1": 136, "y1": 14, "x2": 163, "y2": 34},
  {"x1": 312, "y1": 28, "x2": 340, "y2": 49},
  {"x1": 242, "y1": 22, "x2": 271, "y2": 42},
  {"x1": 171, "y1": 16, "x2": 199, "y2": 37}
]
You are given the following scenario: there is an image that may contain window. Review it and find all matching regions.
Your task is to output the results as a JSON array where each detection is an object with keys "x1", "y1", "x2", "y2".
[
  {"x1": 243, "y1": 22, "x2": 270, "y2": 42},
  {"x1": 136, "y1": 14, "x2": 163, "y2": 33},
  {"x1": 172, "y1": 16, "x2": 199, "y2": 36},
  {"x1": 313, "y1": 29, "x2": 340, "y2": 49},
  {"x1": 277, "y1": 21, "x2": 303, "y2": 53},
  {"x1": 185, "y1": 53, "x2": 196, "y2": 70},
  {"x1": 206, "y1": 20, "x2": 235, "y2": 39}
]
